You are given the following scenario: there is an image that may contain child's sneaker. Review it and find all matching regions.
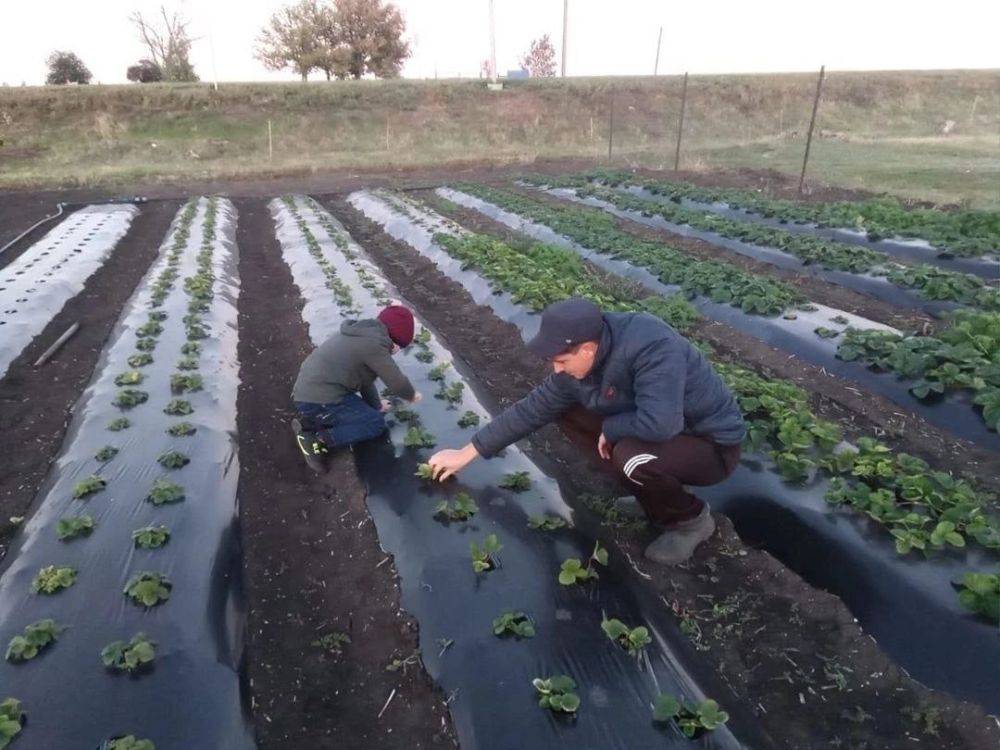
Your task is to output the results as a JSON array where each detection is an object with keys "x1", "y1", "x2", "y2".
[{"x1": 292, "y1": 418, "x2": 330, "y2": 474}]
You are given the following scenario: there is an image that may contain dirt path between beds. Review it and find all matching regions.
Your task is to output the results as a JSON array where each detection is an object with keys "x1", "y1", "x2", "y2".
[
  {"x1": 233, "y1": 197, "x2": 455, "y2": 749},
  {"x1": 328, "y1": 193, "x2": 1000, "y2": 750}
]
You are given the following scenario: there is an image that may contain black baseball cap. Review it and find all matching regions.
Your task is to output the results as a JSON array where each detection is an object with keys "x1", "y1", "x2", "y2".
[{"x1": 527, "y1": 298, "x2": 605, "y2": 359}]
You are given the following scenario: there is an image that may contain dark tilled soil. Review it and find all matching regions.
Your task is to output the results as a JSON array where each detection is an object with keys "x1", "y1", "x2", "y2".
[
  {"x1": 0, "y1": 199, "x2": 180, "y2": 560},
  {"x1": 0, "y1": 189, "x2": 74, "y2": 267},
  {"x1": 415, "y1": 189, "x2": 1000, "y2": 490},
  {"x1": 329, "y1": 194, "x2": 1000, "y2": 750},
  {"x1": 233, "y1": 198, "x2": 454, "y2": 749}
]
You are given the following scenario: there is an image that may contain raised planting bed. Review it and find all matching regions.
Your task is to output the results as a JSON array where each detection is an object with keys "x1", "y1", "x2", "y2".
[
  {"x1": 525, "y1": 175, "x2": 1000, "y2": 315},
  {"x1": 439, "y1": 185, "x2": 1000, "y2": 450},
  {"x1": 0, "y1": 204, "x2": 138, "y2": 378},
  {"x1": 349, "y1": 188, "x2": 1000, "y2": 713},
  {"x1": 0, "y1": 197, "x2": 252, "y2": 748},
  {"x1": 271, "y1": 194, "x2": 772, "y2": 749}
]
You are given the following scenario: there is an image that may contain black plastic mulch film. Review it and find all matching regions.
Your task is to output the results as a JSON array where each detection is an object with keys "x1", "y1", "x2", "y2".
[
  {"x1": 437, "y1": 188, "x2": 1000, "y2": 457},
  {"x1": 348, "y1": 189, "x2": 1000, "y2": 715},
  {"x1": 272, "y1": 194, "x2": 772, "y2": 750},
  {"x1": 0, "y1": 198, "x2": 253, "y2": 749}
]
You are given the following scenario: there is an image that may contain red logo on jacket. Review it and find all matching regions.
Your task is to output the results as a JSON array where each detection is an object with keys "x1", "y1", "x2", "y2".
[{"x1": 604, "y1": 386, "x2": 616, "y2": 400}]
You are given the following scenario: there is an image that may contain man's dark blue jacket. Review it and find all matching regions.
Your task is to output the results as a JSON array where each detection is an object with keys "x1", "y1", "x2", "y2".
[{"x1": 472, "y1": 311, "x2": 746, "y2": 458}]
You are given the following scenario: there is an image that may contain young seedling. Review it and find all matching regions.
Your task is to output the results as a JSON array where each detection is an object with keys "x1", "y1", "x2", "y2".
[
  {"x1": 124, "y1": 571, "x2": 172, "y2": 608},
  {"x1": 414, "y1": 463, "x2": 436, "y2": 480},
  {"x1": 528, "y1": 515, "x2": 567, "y2": 531},
  {"x1": 492, "y1": 611, "x2": 535, "y2": 638},
  {"x1": 157, "y1": 450, "x2": 190, "y2": 470},
  {"x1": 101, "y1": 633, "x2": 156, "y2": 674},
  {"x1": 107, "y1": 417, "x2": 131, "y2": 431},
  {"x1": 652, "y1": 694, "x2": 730, "y2": 738},
  {"x1": 170, "y1": 373, "x2": 203, "y2": 394},
  {"x1": 31, "y1": 565, "x2": 77, "y2": 594},
  {"x1": 127, "y1": 353, "x2": 154, "y2": 368},
  {"x1": 558, "y1": 541, "x2": 608, "y2": 586},
  {"x1": 0, "y1": 697, "x2": 25, "y2": 748},
  {"x1": 414, "y1": 349, "x2": 435, "y2": 363},
  {"x1": 132, "y1": 525, "x2": 171, "y2": 550},
  {"x1": 136, "y1": 321, "x2": 163, "y2": 338},
  {"x1": 470, "y1": 533, "x2": 502, "y2": 572},
  {"x1": 146, "y1": 479, "x2": 185, "y2": 506},
  {"x1": 176, "y1": 356, "x2": 200, "y2": 371},
  {"x1": 5, "y1": 619, "x2": 63, "y2": 662},
  {"x1": 427, "y1": 362, "x2": 450, "y2": 382},
  {"x1": 163, "y1": 399, "x2": 194, "y2": 416},
  {"x1": 532, "y1": 675, "x2": 580, "y2": 714},
  {"x1": 403, "y1": 426, "x2": 436, "y2": 449},
  {"x1": 134, "y1": 337, "x2": 157, "y2": 352},
  {"x1": 436, "y1": 381, "x2": 464, "y2": 405},
  {"x1": 95, "y1": 445, "x2": 119, "y2": 463},
  {"x1": 955, "y1": 572, "x2": 999, "y2": 621},
  {"x1": 433, "y1": 492, "x2": 479, "y2": 521},
  {"x1": 312, "y1": 631, "x2": 351, "y2": 656},
  {"x1": 147, "y1": 310, "x2": 167, "y2": 322},
  {"x1": 114, "y1": 370, "x2": 144, "y2": 387},
  {"x1": 73, "y1": 474, "x2": 107, "y2": 499},
  {"x1": 499, "y1": 471, "x2": 531, "y2": 492},
  {"x1": 56, "y1": 515, "x2": 95, "y2": 541},
  {"x1": 114, "y1": 389, "x2": 149, "y2": 409},
  {"x1": 107, "y1": 736, "x2": 155, "y2": 750},
  {"x1": 457, "y1": 411, "x2": 480, "y2": 428},
  {"x1": 601, "y1": 617, "x2": 651, "y2": 656},
  {"x1": 385, "y1": 649, "x2": 422, "y2": 674},
  {"x1": 830, "y1": 315, "x2": 850, "y2": 325},
  {"x1": 393, "y1": 407, "x2": 420, "y2": 424},
  {"x1": 814, "y1": 327, "x2": 841, "y2": 339},
  {"x1": 414, "y1": 327, "x2": 432, "y2": 345},
  {"x1": 167, "y1": 422, "x2": 197, "y2": 437},
  {"x1": 181, "y1": 341, "x2": 201, "y2": 356}
]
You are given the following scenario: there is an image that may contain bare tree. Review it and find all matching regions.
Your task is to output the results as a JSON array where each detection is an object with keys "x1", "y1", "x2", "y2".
[
  {"x1": 131, "y1": 6, "x2": 199, "y2": 82},
  {"x1": 256, "y1": 0, "x2": 332, "y2": 81},
  {"x1": 520, "y1": 34, "x2": 557, "y2": 78}
]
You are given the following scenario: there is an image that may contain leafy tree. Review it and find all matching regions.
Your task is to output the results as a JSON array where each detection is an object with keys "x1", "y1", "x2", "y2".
[
  {"x1": 45, "y1": 51, "x2": 92, "y2": 85},
  {"x1": 131, "y1": 6, "x2": 199, "y2": 82},
  {"x1": 256, "y1": 0, "x2": 331, "y2": 81},
  {"x1": 520, "y1": 34, "x2": 556, "y2": 78},
  {"x1": 329, "y1": 0, "x2": 410, "y2": 79},
  {"x1": 126, "y1": 59, "x2": 164, "y2": 83}
]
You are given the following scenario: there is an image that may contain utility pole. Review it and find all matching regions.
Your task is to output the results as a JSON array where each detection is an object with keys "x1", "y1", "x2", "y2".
[
  {"x1": 653, "y1": 27, "x2": 663, "y2": 75},
  {"x1": 673, "y1": 72, "x2": 688, "y2": 171},
  {"x1": 561, "y1": 0, "x2": 569, "y2": 77},
  {"x1": 489, "y1": 0, "x2": 498, "y2": 83},
  {"x1": 798, "y1": 65, "x2": 826, "y2": 195}
]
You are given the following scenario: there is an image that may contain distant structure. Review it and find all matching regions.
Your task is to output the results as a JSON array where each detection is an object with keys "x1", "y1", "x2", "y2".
[{"x1": 506, "y1": 69, "x2": 529, "y2": 79}]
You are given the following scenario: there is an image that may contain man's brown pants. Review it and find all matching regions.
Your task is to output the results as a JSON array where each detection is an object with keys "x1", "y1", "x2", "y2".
[{"x1": 559, "y1": 407, "x2": 741, "y2": 526}]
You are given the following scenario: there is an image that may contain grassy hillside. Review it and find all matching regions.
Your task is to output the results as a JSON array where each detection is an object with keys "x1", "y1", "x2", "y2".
[{"x1": 0, "y1": 70, "x2": 997, "y2": 206}]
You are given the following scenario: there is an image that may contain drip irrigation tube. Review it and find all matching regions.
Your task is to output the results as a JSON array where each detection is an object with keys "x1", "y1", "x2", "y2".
[
  {"x1": 0, "y1": 198, "x2": 253, "y2": 748},
  {"x1": 349, "y1": 188, "x2": 1000, "y2": 714},
  {"x1": 272, "y1": 195, "x2": 775, "y2": 749},
  {"x1": 436, "y1": 187, "x2": 1000, "y2": 454}
]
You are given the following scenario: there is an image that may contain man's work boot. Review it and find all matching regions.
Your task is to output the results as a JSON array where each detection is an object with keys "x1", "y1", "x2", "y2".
[
  {"x1": 643, "y1": 505, "x2": 715, "y2": 565},
  {"x1": 292, "y1": 418, "x2": 330, "y2": 474},
  {"x1": 611, "y1": 495, "x2": 647, "y2": 520}
]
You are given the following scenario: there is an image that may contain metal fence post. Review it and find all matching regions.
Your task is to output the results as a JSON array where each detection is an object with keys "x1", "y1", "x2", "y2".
[
  {"x1": 608, "y1": 92, "x2": 615, "y2": 162},
  {"x1": 673, "y1": 72, "x2": 688, "y2": 171},
  {"x1": 799, "y1": 65, "x2": 825, "y2": 194}
]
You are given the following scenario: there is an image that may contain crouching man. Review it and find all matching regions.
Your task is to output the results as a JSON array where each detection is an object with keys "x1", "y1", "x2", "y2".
[
  {"x1": 427, "y1": 297, "x2": 745, "y2": 565},
  {"x1": 292, "y1": 304, "x2": 422, "y2": 472}
]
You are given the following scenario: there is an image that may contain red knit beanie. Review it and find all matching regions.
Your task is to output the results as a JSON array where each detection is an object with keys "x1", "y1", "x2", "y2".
[{"x1": 377, "y1": 305, "x2": 415, "y2": 347}]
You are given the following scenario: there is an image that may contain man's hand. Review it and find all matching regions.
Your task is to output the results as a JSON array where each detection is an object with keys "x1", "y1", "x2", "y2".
[
  {"x1": 597, "y1": 432, "x2": 612, "y2": 460},
  {"x1": 379, "y1": 399, "x2": 393, "y2": 413},
  {"x1": 410, "y1": 391, "x2": 423, "y2": 404},
  {"x1": 427, "y1": 443, "x2": 480, "y2": 481}
]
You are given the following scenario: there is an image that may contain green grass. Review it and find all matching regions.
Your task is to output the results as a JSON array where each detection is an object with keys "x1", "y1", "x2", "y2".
[{"x1": 0, "y1": 71, "x2": 996, "y2": 207}]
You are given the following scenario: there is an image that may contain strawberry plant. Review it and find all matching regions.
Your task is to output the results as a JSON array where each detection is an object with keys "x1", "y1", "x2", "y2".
[
  {"x1": 528, "y1": 514, "x2": 566, "y2": 531},
  {"x1": 414, "y1": 463, "x2": 435, "y2": 480},
  {"x1": 5, "y1": 620, "x2": 63, "y2": 662},
  {"x1": 955, "y1": 572, "x2": 999, "y2": 622},
  {"x1": 436, "y1": 381, "x2": 465, "y2": 405},
  {"x1": 157, "y1": 450, "x2": 189, "y2": 469},
  {"x1": 114, "y1": 389, "x2": 149, "y2": 409},
  {"x1": 814, "y1": 327, "x2": 840, "y2": 339},
  {"x1": 176, "y1": 356, "x2": 199, "y2": 370},
  {"x1": 498, "y1": 471, "x2": 531, "y2": 492},
  {"x1": 457, "y1": 410, "x2": 480, "y2": 428},
  {"x1": 107, "y1": 736, "x2": 155, "y2": 750},
  {"x1": 532, "y1": 675, "x2": 580, "y2": 713},
  {"x1": 167, "y1": 422, "x2": 196, "y2": 436},
  {"x1": 414, "y1": 327, "x2": 431, "y2": 345},
  {"x1": 127, "y1": 353, "x2": 154, "y2": 368},
  {"x1": 558, "y1": 541, "x2": 608, "y2": 585},
  {"x1": 427, "y1": 362, "x2": 450, "y2": 382},
  {"x1": 492, "y1": 610, "x2": 535, "y2": 638},
  {"x1": 124, "y1": 571, "x2": 172, "y2": 608},
  {"x1": 414, "y1": 349, "x2": 435, "y2": 363},
  {"x1": 470, "y1": 533, "x2": 502, "y2": 572},
  {"x1": 163, "y1": 399, "x2": 194, "y2": 416},
  {"x1": 434, "y1": 492, "x2": 479, "y2": 521},
  {"x1": 95, "y1": 445, "x2": 119, "y2": 463},
  {"x1": 73, "y1": 474, "x2": 106, "y2": 499},
  {"x1": 134, "y1": 338, "x2": 157, "y2": 352},
  {"x1": 601, "y1": 617, "x2": 651, "y2": 656},
  {"x1": 136, "y1": 321, "x2": 162, "y2": 338},
  {"x1": 653, "y1": 693, "x2": 730, "y2": 737},
  {"x1": 146, "y1": 479, "x2": 185, "y2": 506},
  {"x1": 101, "y1": 633, "x2": 156, "y2": 673},
  {"x1": 0, "y1": 697, "x2": 24, "y2": 749},
  {"x1": 132, "y1": 525, "x2": 171, "y2": 549},
  {"x1": 403, "y1": 426, "x2": 436, "y2": 448},
  {"x1": 31, "y1": 565, "x2": 77, "y2": 594},
  {"x1": 181, "y1": 341, "x2": 201, "y2": 355},
  {"x1": 312, "y1": 631, "x2": 351, "y2": 655},
  {"x1": 170, "y1": 373, "x2": 203, "y2": 394},
  {"x1": 186, "y1": 323, "x2": 209, "y2": 341},
  {"x1": 57, "y1": 515, "x2": 94, "y2": 541},
  {"x1": 107, "y1": 417, "x2": 131, "y2": 431},
  {"x1": 393, "y1": 407, "x2": 420, "y2": 423}
]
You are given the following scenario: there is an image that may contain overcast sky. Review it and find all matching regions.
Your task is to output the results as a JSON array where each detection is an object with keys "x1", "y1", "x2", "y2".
[{"x1": 1, "y1": 0, "x2": 998, "y2": 85}]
